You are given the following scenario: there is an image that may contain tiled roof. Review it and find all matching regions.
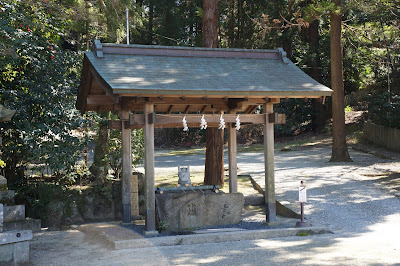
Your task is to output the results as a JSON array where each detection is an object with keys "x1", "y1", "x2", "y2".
[{"x1": 76, "y1": 41, "x2": 332, "y2": 113}]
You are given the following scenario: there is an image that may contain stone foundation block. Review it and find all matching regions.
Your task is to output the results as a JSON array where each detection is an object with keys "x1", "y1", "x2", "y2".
[
  {"x1": 0, "y1": 230, "x2": 32, "y2": 265},
  {"x1": 156, "y1": 191, "x2": 244, "y2": 231},
  {"x1": 4, "y1": 205, "x2": 25, "y2": 223},
  {"x1": 3, "y1": 219, "x2": 41, "y2": 233}
]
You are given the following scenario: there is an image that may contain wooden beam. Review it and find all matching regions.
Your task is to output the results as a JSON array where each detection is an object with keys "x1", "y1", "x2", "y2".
[
  {"x1": 264, "y1": 103, "x2": 276, "y2": 224},
  {"x1": 90, "y1": 97, "x2": 286, "y2": 113},
  {"x1": 271, "y1": 98, "x2": 281, "y2": 103},
  {"x1": 89, "y1": 68, "x2": 119, "y2": 103},
  {"x1": 130, "y1": 114, "x2": 266, "y2": 125},
  {"x1": 121, "y1": 111, "x2": 132, "y2": 223},
  {"x1": 120, "y1": 96, "x2": 271, "y2": 105},
  {"x1": 76, "y1": 59, "x2": 93, "y2": 113},
  {"x1": 144, "y1": 103, "x2": 157, "y2": 234},
  {"x1": 87, "y1": 95, "x2": 116, "y2": 105},
  {"x1": 109, "y1": 113, "x2": 285, "y2": 129}
]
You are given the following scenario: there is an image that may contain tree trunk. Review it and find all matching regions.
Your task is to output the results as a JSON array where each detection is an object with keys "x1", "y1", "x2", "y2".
[
  {"x1": 202, "y1": 0, "x2": 224, "y2": 187},
  {"x1": 98, "y1": 0, "x2": 117, "y2": 42},
  {"x1": 148, "y1": 0, "x2": 154, "y2": 44},
  {"x1": 165, "y1": 0, "x2": 177, "y2": 46},
  {"x1": 330, "y1": 0, "x2": 352, "y2": 162},
  {"x1": 204, "y1": 128, "x2": 224, "y2": 186},
  {"x1": 202, "y1": 0, "x2": 219, "y2": 48},
  {"x1": 307, "y1": 19, "x2": 328, "y2": 133},
  {"x1": 227, "y1": 0, "x2": 235, "y2": 47}
]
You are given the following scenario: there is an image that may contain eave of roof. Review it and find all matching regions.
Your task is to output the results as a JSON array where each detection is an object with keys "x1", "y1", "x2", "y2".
[{"x1": 77, "y1": 41, "x2": 332, "y2": 113}]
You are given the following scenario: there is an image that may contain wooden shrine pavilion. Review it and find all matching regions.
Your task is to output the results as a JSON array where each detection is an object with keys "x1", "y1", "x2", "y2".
[{"x1": 76, "y1": 40, "x2": 332, "y2": 234}]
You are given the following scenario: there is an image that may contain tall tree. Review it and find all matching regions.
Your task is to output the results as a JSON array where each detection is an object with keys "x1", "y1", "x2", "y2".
[
  {"x1": 202, "y1": 0, "x2": 219, "y2": 47},
  {"x1": 0, "y1": 0, "x2": 85, "y2": 184},
  {"x1": 202, "y1": 0, "x2": 224, "y2": 187},
  {"x1": 330, "y1": 0, "x2": 352, "y2": 161}
]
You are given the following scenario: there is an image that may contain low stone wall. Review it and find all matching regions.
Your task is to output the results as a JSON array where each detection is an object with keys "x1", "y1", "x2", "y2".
[{"x1": 364, "y1": 121, "x2": 400, "y2": 152}]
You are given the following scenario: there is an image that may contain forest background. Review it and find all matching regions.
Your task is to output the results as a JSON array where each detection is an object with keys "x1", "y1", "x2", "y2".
[{"x1": 0, "y1": 0, "x2": 399, "y2": 225}]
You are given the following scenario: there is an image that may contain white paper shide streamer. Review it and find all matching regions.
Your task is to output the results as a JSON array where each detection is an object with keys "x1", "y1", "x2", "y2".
[
  {"x1": 235, "y1": 115, "x2": 240, "y2": 130},
  {"x1": 218, "y1": 113, "x2": 225, "y2": 130},
  {"x1": 200, "y1": 114, "x2": 208, "y2": 130},
  {"x1": 182, "y1": 116, "x2": 189, "y2": 131}
]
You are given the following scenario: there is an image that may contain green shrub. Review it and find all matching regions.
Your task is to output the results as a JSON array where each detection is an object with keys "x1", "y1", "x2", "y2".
[
  {"x1": 368, "y1": 91, "x2": 400, "y2": 129},
  {"x1": 14, "y1": 183, "x2": 71, "y2": 221}
]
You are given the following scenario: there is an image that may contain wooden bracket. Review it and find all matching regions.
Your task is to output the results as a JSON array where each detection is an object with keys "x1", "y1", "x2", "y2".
[
  {"x1": 147, "y1": 113, "x2": 156, "y2": 124},
  {"x1": 264, "y1": 98, "x2": 281, "y2": 104},
  {"x1": 268, "y1": 113, "x2": 286, "y2": 124},
  {"x1": 129, "y1": 112, "x2": 136, "y2": 126}
]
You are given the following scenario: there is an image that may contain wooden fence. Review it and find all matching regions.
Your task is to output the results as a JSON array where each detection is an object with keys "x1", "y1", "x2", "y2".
[{"x1": 364, "y1": 121, "x2": 400, "y2": 152}]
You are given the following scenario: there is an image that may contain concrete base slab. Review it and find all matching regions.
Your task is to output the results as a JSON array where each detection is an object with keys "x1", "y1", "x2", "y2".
[
  {"x1": 193, "y1": 228, "x2": 246, "y2": 234},
  {"x1": 295, "y1": 221, "x2": 310, "y2": 228},
  {"x1": 143, "y1": 230, "x2": 159, "y2": 236},
  {"x1": 78, "y1": 222, "x2": 332, "y2": 250},
  {"x1": 264, "y1": 222, "x2": 280, "y2": 227}
]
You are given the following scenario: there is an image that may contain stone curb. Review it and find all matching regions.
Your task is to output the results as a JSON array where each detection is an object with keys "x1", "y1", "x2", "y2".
[
  {"x1": 108, "y1": 227, "x2": 332, "y2": 250},
  {"x1": 0, "y1": 230, "x2": 32, "y2": 245}
]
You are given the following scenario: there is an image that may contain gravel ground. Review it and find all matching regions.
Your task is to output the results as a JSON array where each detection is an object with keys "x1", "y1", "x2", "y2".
[
  {"x1": 251, "y1": 145, "x2": 400, "y2": 235},
  {"x1": 139, "y1": 144, "x2": 400, "y2": 235},
  {"x1": 30, "y1": 144, "x2": 400, "y2": 265}
]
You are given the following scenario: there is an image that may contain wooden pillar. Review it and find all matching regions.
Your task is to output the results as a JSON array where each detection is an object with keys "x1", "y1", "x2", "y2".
[
  {"x1": 228, "y1": 123, "x2": 238, "y2": 193},
  {"x1": 144, "y1": 103, "x2": 157, "y2": 234},
  {"x1": 121, "y1": 110, "x2": 132, "y2": 224},
  {"x1": 264, "y1": 103, "x2": 276, "y2": 223}
]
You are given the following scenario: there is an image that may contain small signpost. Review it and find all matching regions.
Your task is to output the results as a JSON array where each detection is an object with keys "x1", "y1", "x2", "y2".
[{"x1": 296, "y1": 181, "x2": 309, "y2": 227}]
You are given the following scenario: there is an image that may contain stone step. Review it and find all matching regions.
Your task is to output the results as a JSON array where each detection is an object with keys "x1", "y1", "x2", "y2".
[
  {"x1": 3, "y1": 218, "x2": 41, "y2": 233},
  {"x1": 4, "y1": 205, "x2": 25, "y2": 222}
]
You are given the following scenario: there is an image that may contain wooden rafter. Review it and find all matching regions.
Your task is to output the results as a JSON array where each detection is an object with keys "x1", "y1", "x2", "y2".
[
  {"x1": 184, "y1": 105, "x2": 190, "y2": 114},
  {"x1": 245, "y1": 105, "x2": 258, "y2": 114},
  {"x1": 167, "y1": 105, "x2": 174, "y2": 114}
]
